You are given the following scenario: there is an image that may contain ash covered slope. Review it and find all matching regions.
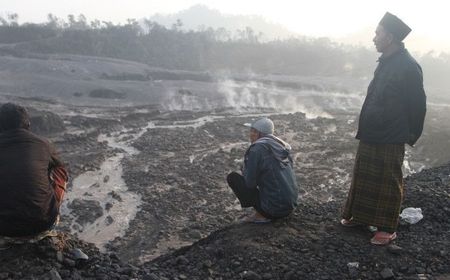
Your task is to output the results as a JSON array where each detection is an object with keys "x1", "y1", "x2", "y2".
[
  {"x1": 0, "y1": 53, "x2": 213, "y2": 107},
  {"x1": 0, "y1": 232, "x2": 145, "y2": 280},
  {"x1": 1, "y1": 162, "x2": 448, "y2": 280},
  {"x1": 147, "y1": 164, "x2": 450, "y2": 280},
  {"x1": 0, "y1": 149, "x2": 450, "y2": 279}
]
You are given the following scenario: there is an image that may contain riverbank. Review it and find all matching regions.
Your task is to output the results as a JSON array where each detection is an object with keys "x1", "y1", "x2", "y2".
[{"x1": 1, "y1": 160, "x2": 449, "y2": 279}]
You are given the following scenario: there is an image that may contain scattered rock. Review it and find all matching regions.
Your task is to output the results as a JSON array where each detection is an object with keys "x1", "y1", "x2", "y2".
[
  {"x1": 105, "y1": 202, "x2": 113, "y2": 211},
  {"x1": 143, "y1": 273, "x2": 160, "y2": 280},
  {"x1": 416, "y1": 267, "x2": 426, "y2": 274},
  {"x1": 188, "y1": 230, "x2": 202, "y2": 239},
  {"x1": 109, "y1": 191, "x2": 123, "y2": 202},
  {"x1": 28, "y1": 108, "x2": 65, "y2": 135},
  {"x1": 44, "y1": 269, "x2": 62, "y2": 280},
  {"x1": 347, "y1": 262, "x2": 359, "y2": 278},
  {"x1": 71, "y1": 248, "x2": 89, "y2": 261},
  {"x1": 63, "y1": 258, "x2": 76, "y2": 267},
  {"x1": 242, "y1": 270, "x2": 261, "y2": 280},
  {"x1": 387, "y1": 244, "x2": 403, "y2": 255},
  {"x1": 104, "y1": 175, "x2": 110, "y2": 183},
  {"x1": 56, "y1": 251, "x2": 64, "y2": 263},
  {"x1": 106, "y1": 215, "x2": 114, "y2": 225},
  {"x1": 283, "y1": 270, "x2": 296, "y2": 280},
  {"x1": 380, "y1": 268, "x2": 395, "y2": 279},
  {"x1": 175, "y1": 256, "x2": 189, "y2": 265},
  {"x1": 67, "y1": 199, "x2": 103, "y2": 225},
  {"x1": 2, "y1": 103, "x2": 449, "y2": 280}
]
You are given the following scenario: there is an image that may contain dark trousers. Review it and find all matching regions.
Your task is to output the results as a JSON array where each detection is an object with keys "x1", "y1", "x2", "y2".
[{"x1": 227, "y1": 172, "x2": 273, "y2": 219}]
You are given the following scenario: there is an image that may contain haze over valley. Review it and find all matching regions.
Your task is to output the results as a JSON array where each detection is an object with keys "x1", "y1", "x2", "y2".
[{"x1": 1, "y1": 2, "x2": 450, "y2": 279}]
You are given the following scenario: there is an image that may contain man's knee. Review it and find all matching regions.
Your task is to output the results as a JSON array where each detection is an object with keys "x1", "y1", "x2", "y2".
[{"x1": 227, "y1": 171, "x2": 240, "y2": 185}]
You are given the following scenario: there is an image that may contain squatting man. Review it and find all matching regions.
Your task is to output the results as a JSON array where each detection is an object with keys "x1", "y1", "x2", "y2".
[{"x1": 227, "y1": 117, "x2": 299, "y2": 223}]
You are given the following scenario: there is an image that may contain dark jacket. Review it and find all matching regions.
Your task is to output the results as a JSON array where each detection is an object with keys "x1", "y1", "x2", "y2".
[
  {"x1": 356, "y1": 47, "x2": 426, "y2": 146},
  {"x1": 243, "y1": 135, "x2": 298, "y2": 218},
  {"x1": 0, "y1": 128, "x2": 62, "y2": 237}
]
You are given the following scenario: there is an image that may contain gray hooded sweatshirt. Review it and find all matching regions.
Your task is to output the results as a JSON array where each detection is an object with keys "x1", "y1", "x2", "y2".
[{"x1": 243, "y1": 135, "x2": 298, "y2": 217}]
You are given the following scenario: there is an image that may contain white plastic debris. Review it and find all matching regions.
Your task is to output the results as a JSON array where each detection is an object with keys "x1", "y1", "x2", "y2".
[
  {"x1": 399, "y1": 207, "x2": 423, "y2": 224},
  {"x1": 347, "y1": 262, "x2": 359, "y2": 268}
]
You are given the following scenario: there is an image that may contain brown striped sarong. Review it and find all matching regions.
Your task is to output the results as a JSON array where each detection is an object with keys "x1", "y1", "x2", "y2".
[{"x1": 342, "y1": 141, "x2": 405, "y2": 232}]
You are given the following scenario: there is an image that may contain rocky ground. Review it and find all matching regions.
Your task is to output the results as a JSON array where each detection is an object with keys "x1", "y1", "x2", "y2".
[
  {"x1": 107, "y1": 109, "x2": 358, "y2": 264},
  {"x1": 0, "y1": 152, "x2": 448, "y2": 279},
  {"x1": 145, "y1": 164, "x2": 450, "y2": 280},
  {"x1": 0, "y1": 232, "x2": 146, "y2": 280},
  {"x1": 0, "y1": 91, "x2": 449, "y2": 279}
]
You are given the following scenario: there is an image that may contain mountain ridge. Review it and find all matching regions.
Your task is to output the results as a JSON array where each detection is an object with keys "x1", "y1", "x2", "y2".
[{"x1": 148, "y1": 4, "x2": 295, "y2": 41}]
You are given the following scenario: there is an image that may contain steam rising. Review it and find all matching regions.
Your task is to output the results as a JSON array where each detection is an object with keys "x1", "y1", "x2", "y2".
[{"x1": 162, "y1": 79, "x2": 363, "y2": 119}]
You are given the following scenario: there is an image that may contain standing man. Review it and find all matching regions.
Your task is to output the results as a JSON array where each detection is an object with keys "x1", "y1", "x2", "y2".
[
  {"x1": 0, "y1": 103, "x2": 68, "y2": 238},
  {"x1": 227, "y1": 118, "x2": 298, "y2": 223},
  {"x1": 341, "y1": 12, "x2": 426, "y2": 245}
]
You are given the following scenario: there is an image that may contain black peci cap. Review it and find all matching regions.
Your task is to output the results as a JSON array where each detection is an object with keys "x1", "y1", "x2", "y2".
[{"x1": 379, "y1": 12, "x2": 412, "y2": 41}]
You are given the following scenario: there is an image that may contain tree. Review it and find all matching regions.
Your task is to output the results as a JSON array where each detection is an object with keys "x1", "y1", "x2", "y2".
[
  {"x1": 236, "y1": 26, "x2": 260, "y2": 43},
  {"x1": 46, "y1": 13, "x2": 63, "y2": 29},
  {"x1": 171, "y1": 19, "x2": 183, "y2": 31},
  {"x1": 8, "y1": 13, "x2": 19, "y2": 26},
  {"x1": 66, "y1": 14, "x2": 88, "y2": 30},
  {"x1": 0, "y1": 13, "x2": 19, "y2": 26}
]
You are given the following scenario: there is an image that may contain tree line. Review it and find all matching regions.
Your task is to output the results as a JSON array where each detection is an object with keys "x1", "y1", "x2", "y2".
[{"x1": 0, "y1": 13, "x2": 449, "y2": 87}]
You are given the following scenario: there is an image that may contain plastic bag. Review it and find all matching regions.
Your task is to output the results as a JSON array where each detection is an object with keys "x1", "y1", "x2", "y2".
[
  {"x1": 399, "y1": 207, "x2": 423, "y2": 224},
  {"x1": 347, "y1": 262, "x2": 359, "y2": 269}
]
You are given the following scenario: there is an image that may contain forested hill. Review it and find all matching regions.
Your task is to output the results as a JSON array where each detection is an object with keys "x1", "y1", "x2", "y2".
[{"x1": 0, "y1": 14, "x2": 449, "y2": 89}]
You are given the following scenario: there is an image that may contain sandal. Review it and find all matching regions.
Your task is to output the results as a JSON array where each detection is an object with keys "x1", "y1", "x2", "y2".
[
  {"x1": 370, "y1": 231, "x2": 397, "y2": 245},
  {"x1": 241, "y1": 212, "x2": 272, "y2": 224},
  {"x1": 367, "y1": 225, "x2": 378, "y2": 233},
  {"x1": 340, "y1": 218, "x2": 359, "y2": 227}
]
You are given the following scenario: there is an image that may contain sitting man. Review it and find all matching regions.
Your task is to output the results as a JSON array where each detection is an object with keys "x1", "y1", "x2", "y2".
[
  {"x1": 227, "y1": 117, "x2": 298, "y2": 223},
  {"x1": 0, "y1": 103, "x2": 68, "y2": 239}
]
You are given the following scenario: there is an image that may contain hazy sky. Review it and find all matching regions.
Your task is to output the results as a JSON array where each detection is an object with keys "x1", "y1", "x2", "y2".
[{"x1": 1, "y1": 0, "x2": 449, "y2": 53}]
